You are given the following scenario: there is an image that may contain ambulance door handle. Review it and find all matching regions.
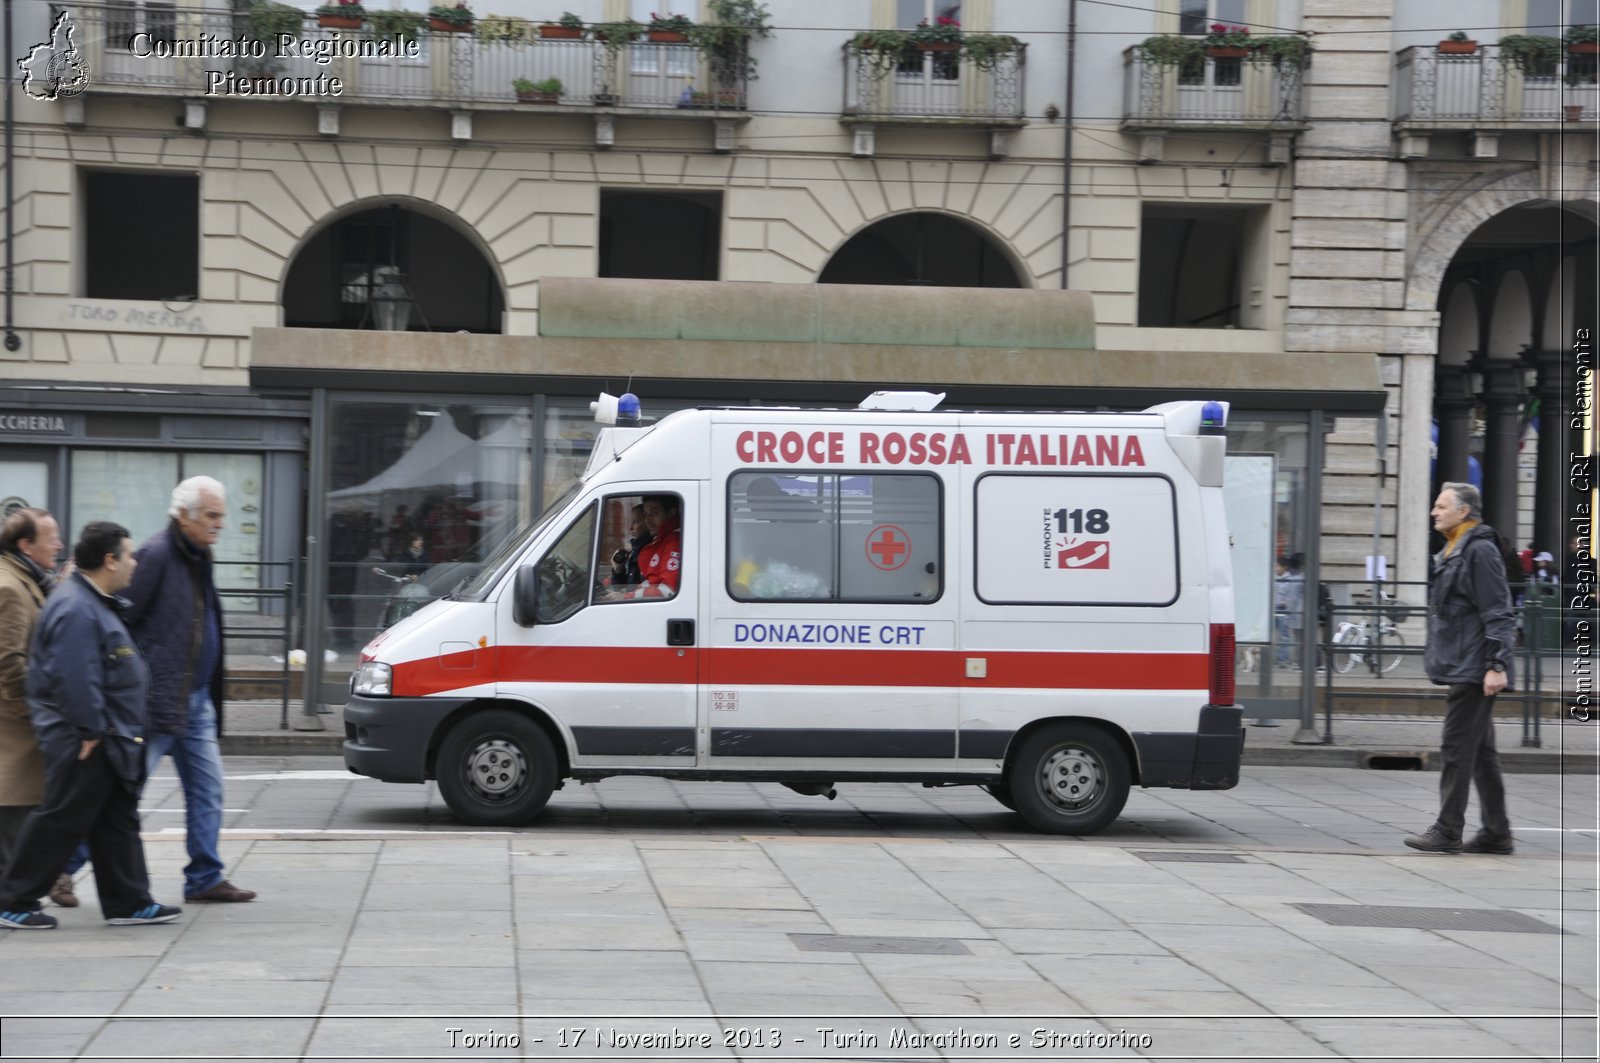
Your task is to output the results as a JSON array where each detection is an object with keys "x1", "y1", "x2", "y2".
[{"x1": 666, "y1": 619, "x2": 696, "y2": 646}]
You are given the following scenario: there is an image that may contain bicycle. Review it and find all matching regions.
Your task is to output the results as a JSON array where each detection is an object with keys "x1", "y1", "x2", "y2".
[{"x1": 1332, "y1": 592, "x2": 1412, "y2": 675}]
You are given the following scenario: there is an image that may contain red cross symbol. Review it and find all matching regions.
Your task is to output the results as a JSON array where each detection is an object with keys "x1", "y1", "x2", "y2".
[{"x1": 866, "y1": 524, "x2": 910, "y2": 571}]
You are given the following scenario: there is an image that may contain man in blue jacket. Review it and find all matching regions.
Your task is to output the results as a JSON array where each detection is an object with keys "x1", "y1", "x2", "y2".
[
  {"x1": 127, "y1": 477, "x2": 255, "y2": 904},
  {"x1": 1405, "y1": 482, "x2": 1517, "y2": 855},
  {"x1": 0, "y1": 522, "x2": 180, "y2": 929}
]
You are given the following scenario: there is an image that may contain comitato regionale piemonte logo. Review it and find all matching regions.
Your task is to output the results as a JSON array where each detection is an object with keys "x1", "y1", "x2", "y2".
[{"x1": 19, "y1": 10, "x2": 89, "y2": 101}]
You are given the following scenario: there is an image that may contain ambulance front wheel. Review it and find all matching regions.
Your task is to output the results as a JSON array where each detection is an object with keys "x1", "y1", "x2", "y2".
[
  {"x1": 1007, "y1": 723, "x2": 1130, "y2": 835},
  {"x1": 437, "y1": 710, "x2": 558, "y2": 826}
]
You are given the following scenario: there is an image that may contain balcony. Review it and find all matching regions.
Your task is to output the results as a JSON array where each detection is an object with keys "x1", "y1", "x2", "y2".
[
  {"x1": 1122, "y1": 45, "x2": 1307, "y2": 130},
  {"x1": 53, "y1": 3, "x2": 749, "y2": 145},
  {"x1": 1395, "y1": 44, "x2": 1598, "y2": 131},
  {"x1": 840, "y1": 42, "x2": 1025, "y2": 158}
]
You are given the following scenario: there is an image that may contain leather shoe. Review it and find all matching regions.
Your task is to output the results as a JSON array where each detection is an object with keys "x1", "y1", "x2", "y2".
[
  {"x1": 1462, "y1": 832, "x2": 1514, "y2": 855},
  {"x1": 48, "y1": 873, "x2": 79, "y2": 908},
  {"x1": 184, "y1": 880, "x2": 257, "y2": 903},
  {"x1": 1403, "y1": 827, "x2": 1462, "y2": 854}
]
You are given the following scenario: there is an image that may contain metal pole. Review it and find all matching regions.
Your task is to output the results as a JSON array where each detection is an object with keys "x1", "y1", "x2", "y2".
[
  {"x1": 295, "y1": 388, "x2": 330, "y2": 731},
  {"x1": 1293, "y1": 408, "x2": 1326, "y2": 744},
  {"x1": 4, "y1": 0, "x2": 20, "y2": 352}
]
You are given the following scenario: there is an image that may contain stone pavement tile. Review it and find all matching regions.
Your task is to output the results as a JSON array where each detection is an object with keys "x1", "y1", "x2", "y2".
[
  {"x1": 183, "y1": 904, "x2": 358, "y2": 928},
  {"x1": 376, "y1": 841, "x2": 512, "y2": 865},
  {"x1": 678, "y1": 930, "x2": 859, "y2": 965},
  {"x1": 519, "y1": 1016, "x2": 734, "y2": 1058},
  {"x1": 350, "y1": 907, "x2": 512, "y2": 945},
  {"x1": 517, "y1": 950, "x2": 704, "y2": 1002},
  {"x1": 1026, "y1": 953, "x2": 1234, "y2": 996},
  {"x1": 1127, "y1": 921, "x2": 1322, "y2": 956},
  {"x1": 668, "y1": 908, "x2": 833, "y2": 934},
  {"x1": 655, "y1": 884, "x2": 812, "y2": 912},
  {"x1": 82, "y1": 1016, "x2": 314, "y2": 1057},
  {"x1": 248, "y1": 839, "x2": 383, "y2": 854},
  {"x1": 1063, "y1": 986, "x2": 1270, "y2": 1015},
  {"x1": 514, "y1": 875, "x2": 667, "y2": 917},
  {"x1": 1287, "y1": 925, "x2": 1505, "y2": 969},
  {"x1": 514, "y1": 999, "x2": 713, "y2": 1018},
  {"x1": 649, "y1": 866, "x2": 792, "y2": 889},
  {"x1": 1328, "y1": 887, "x2": 1521, "y2": 908},
  {"x1": 515, "y1": 914, "x2": 682, "y2": 951},
  {"x1": 1235, "y1": 981, "x2": 1452, "y2": 1013},
  {"x1": 1468, "y1": 1015, "x2": 1600, "y2": 1059},
  {"x1": 328, "y1": 965, "x2": 518, "y2": 1006},
  {"x1": 874, "y1": 977, "x2": 1080, "y2": 1016},
  {"x1": 0, "y1": 955, "x2": 159, "y2": 993},
  {"x1": 0, "y1": 1017, "x2": 104, "y2": 1059},
  {"x1": 1133, "y1": 1017, "x2": 1337, "y2": 1058},
  {"x1": 989, "y1": 928, "x2": 1169, "y2": 956},
  {"x1": 361, "y1": 882, "x2": 510, "y2": 911},
  {"x1": 370, "y1": 860, "x2": 511, "y2": 885},
  {"x1": 231, "y1": 851, "x2": 377, "y2": 872},
  {"x1": 305, "y1": 1014, "x2": 520, "y2": 1058},
  {"x1": 182, "y1": 870, "x2": 369, "y2": 899},
  {"x1": 142, "y1": 942, "x2": 345, "y2": 982},
  {"x1": 119, "y1": 977, "x2": 330, "y2": 1014},
  {"x1": 341, "y1": 943, "x2": 517, "y2": 968},
  {"x1": 0, "y1": 929, "x2": 173, "y2": 958},
  {"x1": 0, "y1": 991, "x2": 128, "y2": 1014},
  {"x1": 695, "y1": 960, "x2": 882, "y2": 1002},
  {"x1": 1290, "y1": 1016, "x2": 1543, "y2": 1060},
  {"x1": 1072, "y1": 884, "x2": 1270, "y2": 927},
  {"x1": 819, "y1": 917, "x2": 994, "y2": 938},
  {"x1": 1374, "y1": 962, "x2": 1586, "y2": 1010}
]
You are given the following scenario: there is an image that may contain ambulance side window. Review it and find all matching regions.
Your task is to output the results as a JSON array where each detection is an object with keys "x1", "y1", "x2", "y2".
[
  {"x1": 534, "y1": 503, "x2": 597, "y2": 624},
  {"x1": 727, "y1": 472, "x2": 940, "y2": 603}
]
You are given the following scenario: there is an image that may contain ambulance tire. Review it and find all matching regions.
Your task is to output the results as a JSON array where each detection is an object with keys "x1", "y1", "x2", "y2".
[
  {"x1": 437, "y1": 710, "x2": 558, "y2": 826},
  {"x1": 981, "y1": 784, "x2": 1018, "y2": 811},
  {"x1": 1007, "y1": 723, "x2": 1130, "y2": 835}
]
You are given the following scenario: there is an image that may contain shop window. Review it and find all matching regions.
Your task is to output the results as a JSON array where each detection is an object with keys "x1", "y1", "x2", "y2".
[
  {"x1": 727, "y1": 472, "x2": 940, "y2": 603},
  {"x1": 1138, "y1": 203, "x2": 1266, "y2": 329},
  {"x1": 83, "y1": 171, "x2": 199, "y2": 301},
  {"x1": 599, "y1": 191, "x2": 721, "y2": 280}
]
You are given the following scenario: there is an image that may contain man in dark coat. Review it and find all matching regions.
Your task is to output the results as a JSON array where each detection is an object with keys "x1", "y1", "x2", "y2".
[
  {"x1": 126, "y1": 477, "x2": 254, "y2": 904},
  {"x1": 0, "y1": 522, "x2": 180, "y2": 929},
  {"x1": 1405, "y1": 482, "x2": 1517, "y2": 855}
]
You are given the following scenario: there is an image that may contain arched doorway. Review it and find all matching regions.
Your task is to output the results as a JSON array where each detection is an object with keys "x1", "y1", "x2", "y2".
[
  {"x1": 283, "y1": 203, "x2": 505, "y2": 333},
  {"x1": 1432, "y1": 203, "x2": 1596, "y2": 554},
  {"x1": 819, "y1": 212, "x2": 1024, "y2": 287}
]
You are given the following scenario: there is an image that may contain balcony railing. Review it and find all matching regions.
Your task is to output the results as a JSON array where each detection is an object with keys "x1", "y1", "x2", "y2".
[
  {"x1": 55, "y1": 3, "x2": 747, "y2": 110},
  {"x1": 1395, "y1": 44, "x2": 1598, "y2": 124},
  {"x1": 1122, "y1": 45, "x2": 1306, "y2": 126},
  {"x1": 842, "y1": 44, "x2": 1025, "y2": 120}
]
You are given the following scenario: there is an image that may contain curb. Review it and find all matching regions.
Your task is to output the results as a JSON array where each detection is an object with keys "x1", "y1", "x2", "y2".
[{"x1": 223, "y1": 734, "x2": 344, "y2": 757}]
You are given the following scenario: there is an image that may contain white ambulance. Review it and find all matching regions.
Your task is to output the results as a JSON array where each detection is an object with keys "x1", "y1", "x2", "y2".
[{"x1": 343, "y1": 393, "x2": 1244, "y2": 834}]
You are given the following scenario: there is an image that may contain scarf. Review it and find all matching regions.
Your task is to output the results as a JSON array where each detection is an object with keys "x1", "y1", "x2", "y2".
[{"x1": 3, "y1": 547, "x2": 55, "y2": 595}]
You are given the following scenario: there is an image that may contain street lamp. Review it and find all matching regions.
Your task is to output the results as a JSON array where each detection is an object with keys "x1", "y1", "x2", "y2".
[{"x1": 371, "y1": 266, "x2": 413, "y2": 331}]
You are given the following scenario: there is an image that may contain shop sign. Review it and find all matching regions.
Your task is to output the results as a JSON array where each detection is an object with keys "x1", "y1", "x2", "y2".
[{"x1": 0, "y1": 412, "x2": 69, "y2": 433}]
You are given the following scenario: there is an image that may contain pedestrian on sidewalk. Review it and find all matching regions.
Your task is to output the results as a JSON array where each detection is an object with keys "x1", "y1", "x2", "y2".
[
  {"x1": 1405, "y1": 482, "x2": 1516, "y2": 856},
  {"x1": 0, "y1": 509, "x2": 63, "y2": 884},
  {"x1": 127, "y1": 477, "x2": 255, "y2": 904},
  {"x1": 0, "y1": 522, "x2": 180, "y2": 929}
]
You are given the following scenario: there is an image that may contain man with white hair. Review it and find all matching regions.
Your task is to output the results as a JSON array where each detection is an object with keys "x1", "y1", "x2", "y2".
[{"x1": 122, "y1": 476, "x2": 255, "y2": 903}]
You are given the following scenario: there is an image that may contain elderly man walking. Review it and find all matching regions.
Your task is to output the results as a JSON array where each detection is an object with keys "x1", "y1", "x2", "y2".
[
  {"x1": 1405, "y1": 482, "x2": 1517, "y2": 855},
  {"x1": 0, "y1": 508, "x2": 63, "y2": 879},
  {"x1": 0, "y1": 522, "x2": 180, "y2": 929},
  {"x1": 127, "y1": 477, "x2": 255, "y2": 903}
]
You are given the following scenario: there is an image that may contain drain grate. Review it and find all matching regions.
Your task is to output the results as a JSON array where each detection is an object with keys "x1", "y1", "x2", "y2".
[
  {"x1": 790, "y1": 934, "x2": 971, "y2": 955},
  {"x1": 1133, "y1": 851, "x2": 1247, "y2": 863},
  {"x1": 1292, "y1": 903, "x2": 1566, "y2": 934}
]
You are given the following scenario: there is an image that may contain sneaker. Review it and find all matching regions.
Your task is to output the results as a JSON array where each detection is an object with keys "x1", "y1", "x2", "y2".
[
  {"x1": 49, "y1": 873, "x2": 79, "y2": 908},
  {"x1": 106, "y1": 903, "x2": 181, "y2": 926},
  {"x1": 184, "y1": 880, "x2": 256, "y2": 904},
  {"x1": 1462, "y1": 832, "x2": 1514, "y2": 855},
  {"x1": 0, "y1": 909, "x2": 58, "y2": 929},
  {"x1": 1404, "y1": 827, "x2": 1463, "y2": 854}
]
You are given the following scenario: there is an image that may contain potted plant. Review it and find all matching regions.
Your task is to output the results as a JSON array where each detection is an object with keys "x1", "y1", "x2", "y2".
[
  {"x1": 647, "y1": 12, "x2": 694, "y2": 42},
  {"x1": 1437, "y1": 30, "x2": 1478, "y2": 54},
  {"x1": 539, "y1": 12, "x2": 584, "y2": 39},
  {"x1": 238, "y1": 0, "x2": 305, "y2": 45},
  {"x1": 690, "y1": 0, "x2": 772, "y2": 94},
  {"x1": 910, "y1": 14, "x2": 961, "y2": 51},
  {"x1": 368, "y1": 7, "x2": 426, "y2": 42},
  {"x1": 1138, "y1": 33, "x2": 1205, "y2": 69},
  {"x1": 1565, "y1": 103, "x2": 1587, "y2": 120},
  {"x1": 513, "y1": 76, "x2": 562, "y2": 102},
  {"x1": 475, "y1": 14, "x2": 532, "y2": 41},
  {"x1": 1252, "y1": 34, "x2": 1312, "y2": 69},
  {"x1": 1497, "y1": 32, "x2": 1565, "y2": 82},
  {"x1": 1566, "y1": 24, "x2": 1599, "y2": 54},
  {"x1": 961, "y1": 32, "x2": 1022, "y2": 71},
  {"x1": 1204, "y1": 22, "x2": 1252, "y2": 58},
  {"x1": 428, "y1": 2, "x2": 474, "y2": 33},
  {"x1": 315, "y1": 0, "x2": 364, "y2": 30},
  {"x1": 592, "y1": 17, "x2": 642, "y2": 45}
]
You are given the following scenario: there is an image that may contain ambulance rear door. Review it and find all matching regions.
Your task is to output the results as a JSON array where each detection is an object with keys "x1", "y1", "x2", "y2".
[{"x1": 498, "y1": 482, "x2": 702, "y2": 770}]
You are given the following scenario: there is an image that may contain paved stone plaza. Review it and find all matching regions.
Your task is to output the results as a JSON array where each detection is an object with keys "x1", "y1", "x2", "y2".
[{"x1": 0, "y1": 758, "x2": 1594, "y2": 1062}]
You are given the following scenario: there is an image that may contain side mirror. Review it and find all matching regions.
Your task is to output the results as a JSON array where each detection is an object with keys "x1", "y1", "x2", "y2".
[{"x1": 513, "y1": 566, "x2": 538, "y2": 627}]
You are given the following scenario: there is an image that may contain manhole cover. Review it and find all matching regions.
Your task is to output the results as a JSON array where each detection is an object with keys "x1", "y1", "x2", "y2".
[
  {"x1": 789, "y1": 934, "x2": 971, "y2": 955},
  {"x1": 1292, "y1": 903, "x2": 1566, "y2": 934},
  {"x1": 1133, "y1": 851, "x2": 1247, "y2": 863}
]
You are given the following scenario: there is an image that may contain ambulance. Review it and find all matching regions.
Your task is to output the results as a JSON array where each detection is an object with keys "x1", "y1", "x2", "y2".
[{"x1": 343, "y1": 393, "x2": 1245, "y2": 834}]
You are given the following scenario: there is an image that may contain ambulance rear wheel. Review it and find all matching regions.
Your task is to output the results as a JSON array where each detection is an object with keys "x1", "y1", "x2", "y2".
[
  {"x1": 1007, "y1": 724, "x2": 1129, "y2": 835},
  {"x1": 437, "y1": 710, "x2": 557, "y2": 826}
]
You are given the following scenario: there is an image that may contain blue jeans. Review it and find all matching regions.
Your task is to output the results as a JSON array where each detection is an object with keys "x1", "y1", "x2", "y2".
[{"x1": 144, "y1": 690, "x2": 226, "y2": 896}]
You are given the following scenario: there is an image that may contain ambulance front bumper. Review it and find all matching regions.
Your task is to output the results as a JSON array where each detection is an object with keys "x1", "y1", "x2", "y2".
[
  {"x1": 343, "y1": 694, "x2": 471, "y2": 783},
  {"x1": 1132, "y1": 705, "x2": 1244, "y2": 790}
]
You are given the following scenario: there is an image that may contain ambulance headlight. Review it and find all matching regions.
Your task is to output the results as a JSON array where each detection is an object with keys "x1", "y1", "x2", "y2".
[{"x1": 351, "y1": 662, "x2": 392, "y2": 696}]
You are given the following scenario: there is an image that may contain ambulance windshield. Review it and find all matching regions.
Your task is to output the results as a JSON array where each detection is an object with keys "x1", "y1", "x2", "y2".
[{"x1": 453, "y1": 481, "x2": 583, "y2": 601}]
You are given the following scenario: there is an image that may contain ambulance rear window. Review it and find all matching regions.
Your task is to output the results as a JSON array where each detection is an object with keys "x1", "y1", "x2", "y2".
[
  {"x1": 974, "y1": 473, "x2": 1179, "y2": 606},
  {"x1": 727, "y1": 471, "x2": 941, "y2": 603}
]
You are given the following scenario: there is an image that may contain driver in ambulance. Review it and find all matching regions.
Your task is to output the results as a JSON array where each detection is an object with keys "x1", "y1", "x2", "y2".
[{"x1": 607, "y1": 495, "x2": 680, "y2": 601}]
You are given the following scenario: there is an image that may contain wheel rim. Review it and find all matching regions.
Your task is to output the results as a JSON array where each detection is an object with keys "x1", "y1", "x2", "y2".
[
  {"x1": 462, "y1": 737, "x2": 527, "y2": 804},
  {"x1": 1037, "y1": 744, "x2": 1104, "y2": 812}
]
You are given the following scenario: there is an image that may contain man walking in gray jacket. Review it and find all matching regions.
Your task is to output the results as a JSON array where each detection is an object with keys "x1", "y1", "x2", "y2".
[{"x1": 1405, "y1": 482, "x2": 1517, "y2": 855}]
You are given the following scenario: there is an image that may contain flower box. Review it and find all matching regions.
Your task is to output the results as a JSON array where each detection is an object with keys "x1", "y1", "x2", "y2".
[
  {"x1": 318, "y1": 14, "x2": 362, "y2": 29},
  {"x1": 517, "y1": 90, "x2": 560, "y2": 103},
  {"x1": 1436, "y1": 39, "x2": 1478, "y2": 54},
  {"x1": 1205, "y1": 45, "x2": 1249, "y2": 58},
  {"x1": 1569, "y1": 41, "x2": 1600, "y2": 54},
  {"x1": 538, "y1": 24, "x2": 582, "y2": 38},
  {"x1": 429, "y1": 16, "x2": 470, "y2": 32},
  {"x1": 915, "y1": 40, "x2": 958, "y2": 52},
  {"x1": 646, "y1": 29, "x2": 687, "y2": 42}
]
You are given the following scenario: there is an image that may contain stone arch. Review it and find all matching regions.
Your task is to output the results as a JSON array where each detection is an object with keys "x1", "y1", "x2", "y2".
[
  {"x1": 818, "y1": 209, "x2": 1031, "y2": 288},
  {"x1": 280, "y1": 196, "x2": 507, "y2": 333}
]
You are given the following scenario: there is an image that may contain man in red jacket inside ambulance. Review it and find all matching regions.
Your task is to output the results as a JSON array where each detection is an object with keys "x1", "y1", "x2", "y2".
[{"x1": 623, "y1": 495, "x2": 681, "y2": 600}]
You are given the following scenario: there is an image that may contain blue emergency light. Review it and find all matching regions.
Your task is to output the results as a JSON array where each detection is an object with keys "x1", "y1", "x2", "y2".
[
  {"x1": 617, "y1": 392, "x2": 641, "y2": 422},
  {"x1": 1199, "y1": 400, "x2": 1228, "y2": 435}
]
